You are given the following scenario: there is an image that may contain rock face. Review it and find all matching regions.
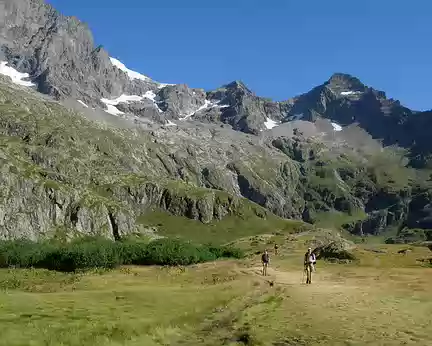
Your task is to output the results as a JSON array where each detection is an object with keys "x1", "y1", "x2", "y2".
[
  {"x1": 204, "y1": 81, "x2": 290, "y2": 134},
  {"x1": 157, "y1": 85, "x2": 207, "y2": 119},
  {"x1": 0, "y1": 76, "x2": 297, "y2": 239},
  {"x1": 0, "y1": 170, "x2": 245, "y2": 240},
  {"x1": 281, "y1": 73, "x2": 432, "y2": 169},
  {"x1": 1, "y1": 0, "x2": 432, "y2": 241},
  {"x1": 0, "y1": 0, "x2": 158, "y2": 101},
  {"x1": 314, "y1": 239, "x2": 357, "y2": 261}
]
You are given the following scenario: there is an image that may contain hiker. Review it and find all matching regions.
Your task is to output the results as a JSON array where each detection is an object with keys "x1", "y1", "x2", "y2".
[
  {"x1": 274, "y1": 243, "x2": 279, "y2": 255},
  {"x1": 261, "y1": 249, "x2": 270, "y2": 276},
  {"x1": 304, "y1": 247, "x2": 316, "y2": 284}
]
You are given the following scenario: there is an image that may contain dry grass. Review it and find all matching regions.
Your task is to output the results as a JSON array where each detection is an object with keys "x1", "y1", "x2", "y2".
[
  {"x1": 222, "y1": 234, "x2": 432, "y2": 346},
  {"x1": 0, "y1": 263, "x2": 251, "y2": 346},
  {"x1": 0, "y1": 231, "x2": 431, "y2": 345}
]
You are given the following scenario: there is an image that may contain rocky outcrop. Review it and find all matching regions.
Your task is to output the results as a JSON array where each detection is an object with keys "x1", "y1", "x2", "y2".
[
  {"x1": 0, "y1": 168, "x2": 257, "y2": 240},
  {"x1": 386, "y1": 229, "x2": 432, "y2": 244},
  {"x1": 344, "y1": 208, "x2": 405, "y2": 236},
  {"x1": 281, "y1": 73, "x2": 429, "y2": 166},
  {"x1": 0, "y1": 171, "x2": 133, "y2": 240},
  {"x1": 206, "y1": 81, "x2": 291, "y2": 134},
  {"x1": 313, "y1": 238, "x2": 357, "y2": 261},
  {"x1": 157, "y1": 84, "x2": 207, "y2": 119}
]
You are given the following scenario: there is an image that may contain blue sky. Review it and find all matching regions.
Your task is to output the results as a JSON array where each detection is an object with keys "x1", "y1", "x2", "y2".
[{"x1": 47, "y1": 0, "x2": 431, "y2": 110}]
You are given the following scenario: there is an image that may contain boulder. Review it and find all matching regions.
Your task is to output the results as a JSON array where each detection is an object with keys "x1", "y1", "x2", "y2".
[{"x1": 313, "y1": 238, "x2": 356, "y2": 261}]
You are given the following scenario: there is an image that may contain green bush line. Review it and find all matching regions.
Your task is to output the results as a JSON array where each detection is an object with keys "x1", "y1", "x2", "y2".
[{"x1": 0, "y1": 237, "x2": 244, "y2": 272}]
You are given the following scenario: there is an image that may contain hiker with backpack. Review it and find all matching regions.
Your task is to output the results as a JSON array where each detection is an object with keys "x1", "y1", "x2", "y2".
[
  {"x1": 304, "y1": 247, "x2": 316, "y2": 284},
  {"x1": 261, "y1": 249, "x2": 270, "y2": 276}
]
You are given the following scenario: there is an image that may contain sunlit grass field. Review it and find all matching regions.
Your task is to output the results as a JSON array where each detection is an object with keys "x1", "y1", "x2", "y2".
[{"x1": 0, "y1": 230, "x2": 431, "y2": 345}]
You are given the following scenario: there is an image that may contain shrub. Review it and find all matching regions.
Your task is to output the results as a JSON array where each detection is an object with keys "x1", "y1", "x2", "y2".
[
  {"x1": 38, "y1": 239, "x2": 121, "y2": 272},
  {"x1": 0, "y1": 240, "x2": 56, "y2": 268},
  {"x1": 386, "y1": 228, "x2": 432, "y2": 244},
  {"x1": 141, "y1": 239, "x2": 216, "y2": 266},
  {"x1": 116, "y1": 240, "x2": 149, "y2": 265},
  {"x1": 0, "y1": 237, "x2": 244, "y2": 272},
  {"x1": 207, "y1": 245, "x2": 244, "y2": 259}
]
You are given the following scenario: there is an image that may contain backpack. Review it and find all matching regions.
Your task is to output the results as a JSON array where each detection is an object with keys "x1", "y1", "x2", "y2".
[
  {"x1": 305, "y1": 252, "x2": 316, "y2": 263},
  {"x1": 311, "y1": 253, "x2": 316, "y2": 263}
]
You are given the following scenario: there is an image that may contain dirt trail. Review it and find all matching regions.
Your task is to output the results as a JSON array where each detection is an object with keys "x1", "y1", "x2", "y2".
[{"x1": 241, "y1": 264, "x2": 359, "y2": 293}]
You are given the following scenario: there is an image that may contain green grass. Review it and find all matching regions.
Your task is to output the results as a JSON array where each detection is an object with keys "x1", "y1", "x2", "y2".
[
  {"x1": 0, "y1": 264, "x2": 250, "y2": 346},
  {"x1": 313, "y1": 209, "x2": 367, "y2": 230},
  {"x1": 341, "y1": 227, "x2": 398, "y2": 245},
  {"x1": 137, "y1": 209, "x2": 311, "y2": 245}
]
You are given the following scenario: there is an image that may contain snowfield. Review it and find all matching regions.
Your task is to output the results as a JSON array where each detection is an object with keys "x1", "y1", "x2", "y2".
[
  {"x1": 110, "y1": 57, "x2": 174, "y2": 88},
  {"x1": 101, "y1": 91, "x2": 163, "y2": 116},
  {"x1": 109, "y1": 57, "x2": 150, "y2": 81},
  {"x1": 0, "y1": 61, "x2": 35, "y2": 87},
  {"x1": 264, "y1": 117, "x2": 279, "y2": 129},
  {"x1": 331, "y1": 122, "x2": 343, "y2": 131},
  {"x1": 77, "y1": 100, "x2": 89, "y2": 108},
  {"x1": 180, "y1": 100, "x2": 230, "y2": 120}
]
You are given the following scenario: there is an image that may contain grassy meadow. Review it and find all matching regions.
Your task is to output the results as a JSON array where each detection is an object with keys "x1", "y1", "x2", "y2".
[{"x1": 0, "y1": 230, "x2": 431, "y2": 346}]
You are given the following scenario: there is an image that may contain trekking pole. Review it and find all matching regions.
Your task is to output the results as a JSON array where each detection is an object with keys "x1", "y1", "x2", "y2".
[{"x1": 301, "y1": 266, "x2": 305, "y2": 284}]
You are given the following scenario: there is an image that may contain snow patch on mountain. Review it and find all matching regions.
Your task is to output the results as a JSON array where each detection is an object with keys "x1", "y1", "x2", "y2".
[
  {"x1": 207, "y1": 99, "x2": 230, "y2": 109},
  {"x1": 264, "y1": 117, "x2": 279, "y2": 129},
  {"x1": 110, "y1": 57, "x2": 150, "y2": 81},
  {"x1": 100, "y1": 94, "x2": 137, "y2": 116},
  {"x1": 77, "y1": 100, "x2": 88, "y2": 108},
  {"x1": 158, "y1": 83, "x2": 175, "y2": 89},
  {"x1": 102, "y1": 94, "x2": 144, "y2": 105},
  {"x1": 196, "y1": 100, "x2": 213, "y2": 113},
  {"x1": 101, "y1": 91, "x2": 163, "y2": 115},
  {"x1": 180, "y1": 100, "x2": 229, "y2": 120},
  {"x1": 0, "y1": 61, "x2": 35, "y2": 87},
  {"x1": 142, "y1": 91, "x2": 157, "y2": 102},
  {"x1": 104, "y1": 104, "x2": 125, "y2": 116},
  {"x1": 110, "y1": 57, "x2": 175, "y2": 88},
  {"x1": 331, "y1": 122, "x2": 343, "y2": 131},
  {"x1": 341, "y1": 91, "x2": 362, "y2": 96},
  {"x1": 142, "y1": 91, "x2": 163, "y2": 113}
]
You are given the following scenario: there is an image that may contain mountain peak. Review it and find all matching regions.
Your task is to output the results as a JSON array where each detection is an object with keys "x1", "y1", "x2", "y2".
[
  {"x1": 326, "y1": 73, "x2": 365, "y2": 91},
  {"x1": 224, "y1": 80, "x2": 252, "y2": 93}
]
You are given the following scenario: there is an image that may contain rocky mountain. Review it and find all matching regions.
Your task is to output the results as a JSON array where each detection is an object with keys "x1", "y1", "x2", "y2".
[
  {"x1": 281, "y1": 73, "x2": 432, "y2": 168},
  {"x1": 1, "y1": 0, "x2": 432, "y2": 243}
]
